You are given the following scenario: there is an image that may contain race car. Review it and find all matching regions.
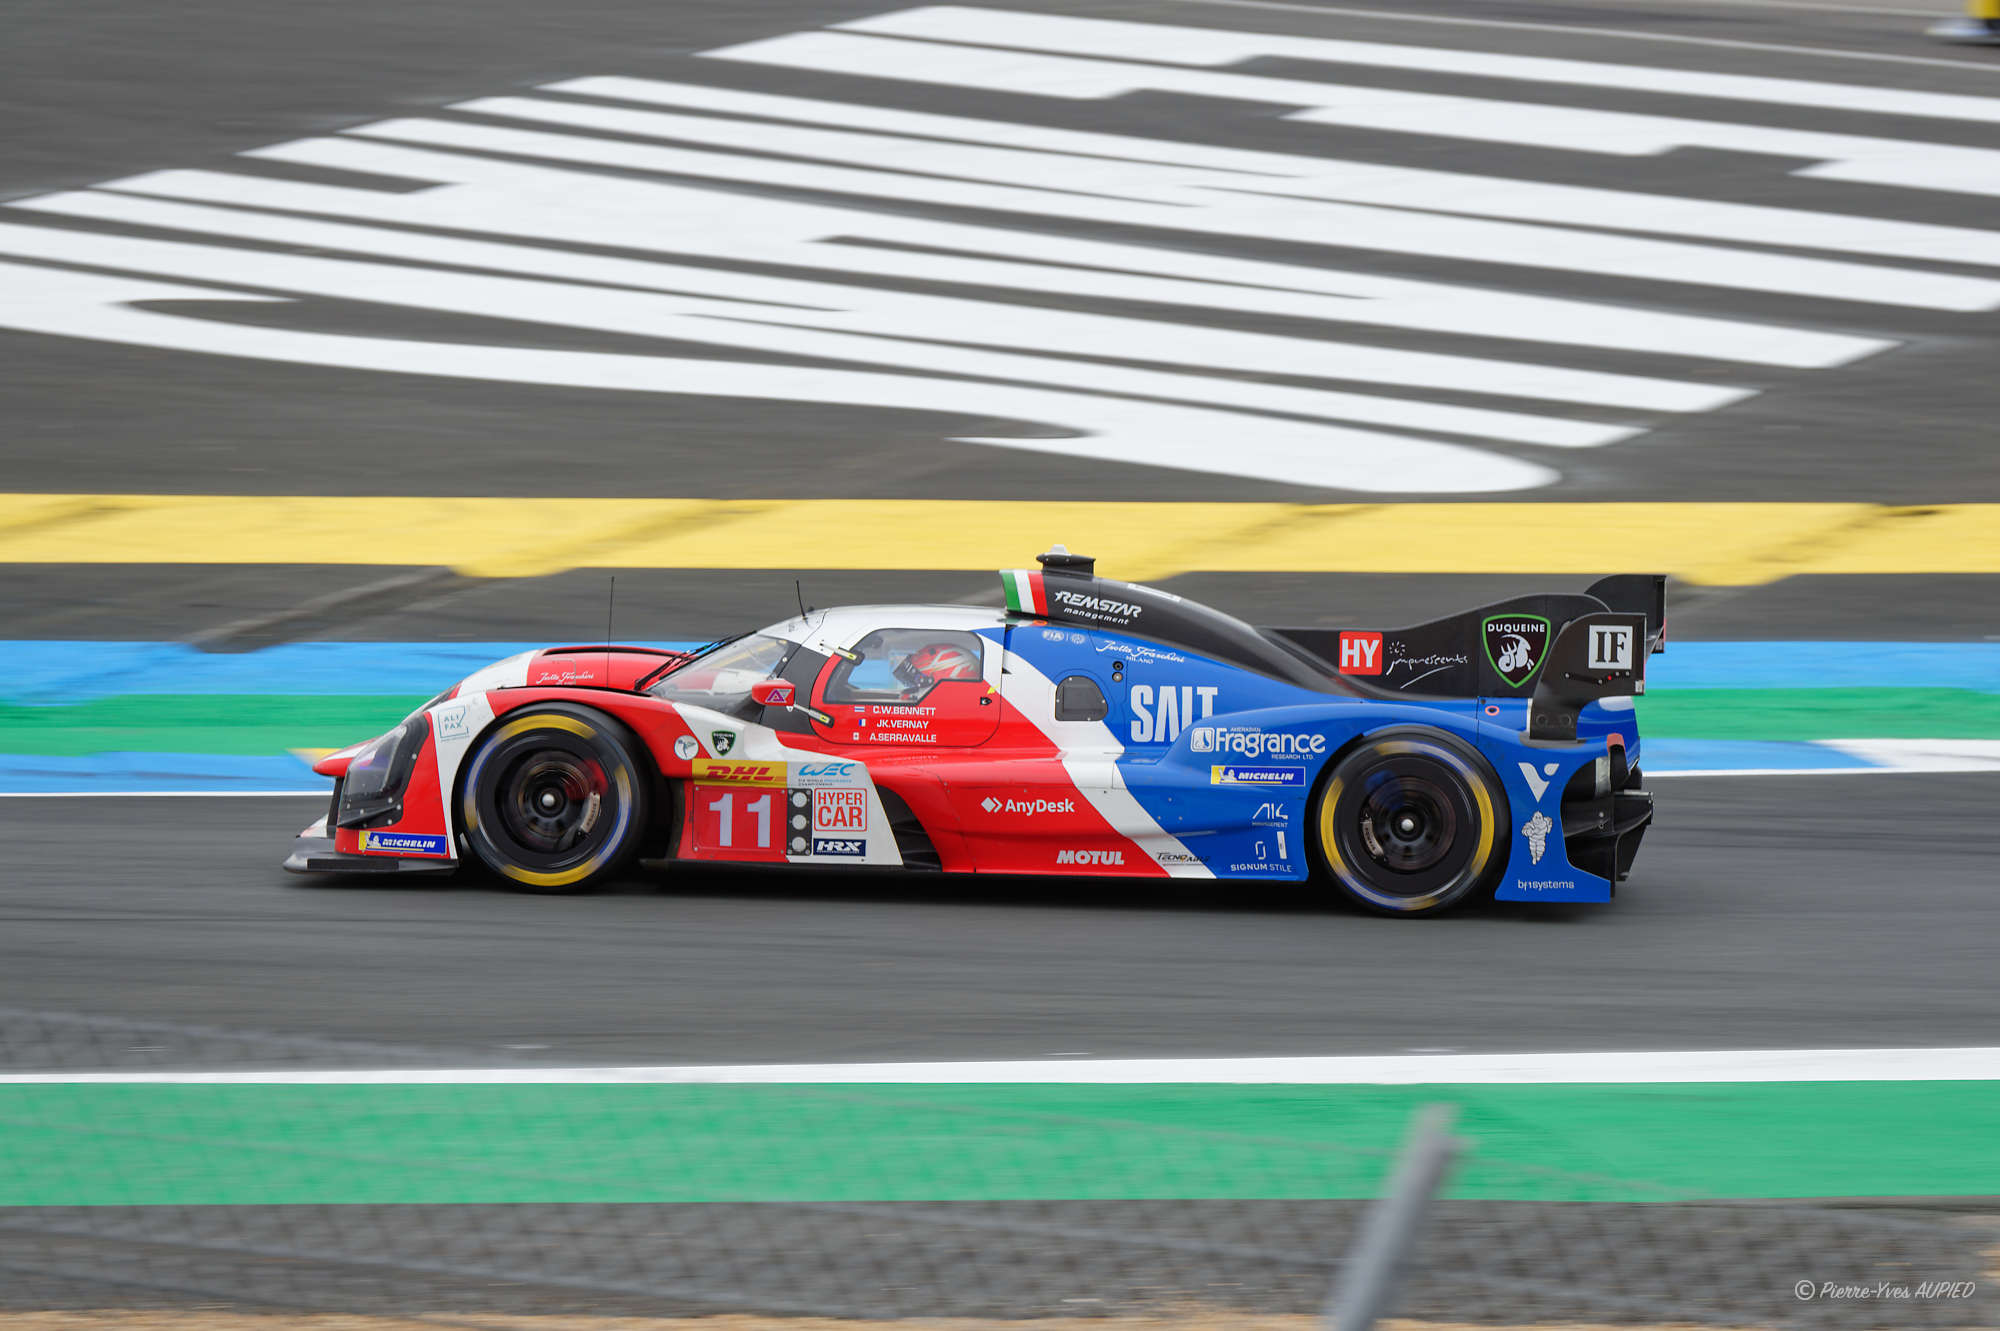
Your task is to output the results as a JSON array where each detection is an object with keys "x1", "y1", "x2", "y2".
[{"x1": 284, "y1": 549, "x2": 1662, "y2": 916}]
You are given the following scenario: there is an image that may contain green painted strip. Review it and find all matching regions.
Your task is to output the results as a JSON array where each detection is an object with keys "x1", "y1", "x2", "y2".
[
  {"x1": 5, "y1": 687, "x2": 1992, "y2": 759},
  {"x1": 1638, "y1": 688, "x2": 2000, "y2": 740},
  {"x1": 0, "y1": 695, "x2": 424, "y2": 756},
  {"x1": 2, "y1": 1082, "x2": 1993, "y2": 1205}
]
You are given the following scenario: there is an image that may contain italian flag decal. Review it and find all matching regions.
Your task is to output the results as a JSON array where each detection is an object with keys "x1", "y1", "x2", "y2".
[{"x1": 1000, "y1": 568, "x2": 1048, "y2": 615}]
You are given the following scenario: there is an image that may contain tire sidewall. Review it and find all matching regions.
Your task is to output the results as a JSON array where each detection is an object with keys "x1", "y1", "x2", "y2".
[
  {"x1": 459, "y1": 704, "x2": 648, "y2": 892},
  {"x1": 1313, "y1": 726, "x2": 1504, "y2": 916}
]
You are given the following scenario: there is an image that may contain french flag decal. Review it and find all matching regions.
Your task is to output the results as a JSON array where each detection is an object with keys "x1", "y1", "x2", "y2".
[{"x1": 1000, "y1": 568, "x2": 1049, "y2": 615}]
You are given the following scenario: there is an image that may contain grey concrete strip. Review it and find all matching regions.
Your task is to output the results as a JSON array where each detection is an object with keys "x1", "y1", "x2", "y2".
[{"x1": 0, "y1": 776, "x2": 1994, "y2": 1061}]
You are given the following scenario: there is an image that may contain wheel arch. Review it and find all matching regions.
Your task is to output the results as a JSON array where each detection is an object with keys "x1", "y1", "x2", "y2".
[
  {"x1": 1305, "y1": 720, "x2": 1510, "y2": 913},
  {"x1": 451, "y1": 697, "x2": 667, "y2": 883}
]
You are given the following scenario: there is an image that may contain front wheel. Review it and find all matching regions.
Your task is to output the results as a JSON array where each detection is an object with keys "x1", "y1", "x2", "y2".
[
  {"x1": 459, "y1": 706, "x2": 649, "y2": 892},
  {"x1": 1314, "y1": 728, "x2": 1504, "y2": 917}
]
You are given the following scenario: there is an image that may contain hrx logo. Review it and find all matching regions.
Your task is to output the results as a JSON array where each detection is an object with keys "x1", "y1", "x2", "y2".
[{"x1": 1055, "y1": 849, "x2": 1124, "y2": 866}]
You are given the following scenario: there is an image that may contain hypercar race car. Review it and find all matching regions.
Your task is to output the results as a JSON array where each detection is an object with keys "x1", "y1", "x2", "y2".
[{"x1": 285, "y1": 549, "x2": 1662, "y2": 916}]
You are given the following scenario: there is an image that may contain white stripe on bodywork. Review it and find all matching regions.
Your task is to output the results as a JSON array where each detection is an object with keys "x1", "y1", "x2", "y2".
[
  {"x1": 9, "y1": 1046, "x2": 1995, "y2": 1085},
  {"x1": 995, "y1": 642, "x2": 1214, "y2": 879}
]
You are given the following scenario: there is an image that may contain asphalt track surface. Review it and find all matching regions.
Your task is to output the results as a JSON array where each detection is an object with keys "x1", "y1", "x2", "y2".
[
  {"x1": 4, "y1": 0, "x2": 2000, "y2": 504},
  {"x1": 3, "y1": 0, "x2": 1998, "y2": 1070},
  {"x1": 5, "y1": 773, "x2": 1995, "y2": 1062}
]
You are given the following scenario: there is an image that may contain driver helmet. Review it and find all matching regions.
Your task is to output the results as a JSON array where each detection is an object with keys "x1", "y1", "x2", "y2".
[{"x1": 894, "y1": 643, "x2": 982, "y2": 690}]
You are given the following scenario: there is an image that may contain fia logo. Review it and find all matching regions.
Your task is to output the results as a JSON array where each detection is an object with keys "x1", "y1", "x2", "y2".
[
  {"x1": 1128, "y1": 684, "x2": 1220, "y2": 743},
  {"x1": 1588, "y1": 625, "x2": 1634, "y2": 671}
]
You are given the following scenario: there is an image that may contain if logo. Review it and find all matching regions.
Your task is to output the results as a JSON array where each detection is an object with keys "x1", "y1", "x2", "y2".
[{"x1": 1588, "y1": 626, "x2": 1634, "y2": 671}]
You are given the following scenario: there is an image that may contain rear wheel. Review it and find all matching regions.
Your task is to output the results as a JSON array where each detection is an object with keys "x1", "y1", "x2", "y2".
[
  {"x1": 460, "y1": 706, "x2": 649, "y2": 892},
  {"x1": 1314, "y1": 728, "x2": 1503, "y2": 917}
]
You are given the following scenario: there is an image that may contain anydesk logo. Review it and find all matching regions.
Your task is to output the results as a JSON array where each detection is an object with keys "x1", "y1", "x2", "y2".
[
  {"x1": 1056, "y1": 849, "x2": 1124, "y2": 866},
  {"x1": 981, "y1": 796, "x2": 1076, "y2": 815}
]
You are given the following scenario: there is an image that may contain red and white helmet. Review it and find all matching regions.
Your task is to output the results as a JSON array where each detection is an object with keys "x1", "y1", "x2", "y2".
[{"x1": 901, "y1": 643, "x2": 982, "y2": 684}]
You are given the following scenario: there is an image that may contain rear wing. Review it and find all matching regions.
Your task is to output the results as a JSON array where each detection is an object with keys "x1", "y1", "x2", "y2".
[{"x1": 1263, "y1": 575, "x2": 1666, "y2": 723}]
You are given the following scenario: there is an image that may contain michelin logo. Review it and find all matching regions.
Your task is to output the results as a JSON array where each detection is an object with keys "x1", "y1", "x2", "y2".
[
  {"x1": 1520, "y1": 811, "x2": 1554, "y2": 865},
  {"x1": 1211, "y1": 766, "x2": 1307, "y2": 788},
  {"x1": 358, "y1": 830, "x2": 449, "y2": 857},
  {"x1": 1189, "y1": 727, "x2": 1326, "y2": 759}
]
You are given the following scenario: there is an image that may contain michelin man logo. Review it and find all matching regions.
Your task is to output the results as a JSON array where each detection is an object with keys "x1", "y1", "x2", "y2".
[{"x1": 1520, "y1": 811, "x2": 1554, "y2": 865}]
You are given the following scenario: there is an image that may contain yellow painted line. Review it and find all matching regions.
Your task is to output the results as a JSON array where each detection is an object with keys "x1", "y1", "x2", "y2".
[{"x1": 1, "y1": 496, "x2": 1996, "y2": 585}]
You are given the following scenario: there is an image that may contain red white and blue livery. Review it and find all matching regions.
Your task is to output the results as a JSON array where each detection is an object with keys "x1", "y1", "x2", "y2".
[{"x1": 285, "y1": 548, "x2": 1662, "y2": 915}]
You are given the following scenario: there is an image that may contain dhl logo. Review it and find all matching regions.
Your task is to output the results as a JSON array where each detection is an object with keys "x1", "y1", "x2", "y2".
[{"x1": 691, "y1": 759, "x2": 787, "y2": 786}]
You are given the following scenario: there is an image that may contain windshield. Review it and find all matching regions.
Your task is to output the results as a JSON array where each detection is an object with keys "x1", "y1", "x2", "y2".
[{"x1": 647, "y1": 634, "x2": 796, "y2": 714}]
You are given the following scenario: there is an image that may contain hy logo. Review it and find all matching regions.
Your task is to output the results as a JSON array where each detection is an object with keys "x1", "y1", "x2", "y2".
[
  {"x1": 710, "y1": 730, "x2": 737, "y2": 756},
  {"x1": 1482, "y1": 615, "x2": 1551, "y2": 689},
  {"x1": 1518, "y1": 761, "x2": 1561, "y2": 802}
]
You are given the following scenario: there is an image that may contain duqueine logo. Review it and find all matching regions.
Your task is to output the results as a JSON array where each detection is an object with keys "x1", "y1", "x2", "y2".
[
  {"x1": 1056, "y1": 848, "x2": 1124, "y2": 865},
  {"x1": 710, "y1": 730, "x2": 737, "y2": 756},
  {"x1": 1482, "y1": 615, "x2": 1551, "y2": 688}
]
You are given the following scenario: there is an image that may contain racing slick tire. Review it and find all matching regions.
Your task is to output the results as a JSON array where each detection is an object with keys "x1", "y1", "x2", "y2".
[
  {"x1": 459, "y1": 705, "x2": 650, "y2": 893},
  {"x1": 1313, "y1": 727, "x2": 1504, "y2": 917}
]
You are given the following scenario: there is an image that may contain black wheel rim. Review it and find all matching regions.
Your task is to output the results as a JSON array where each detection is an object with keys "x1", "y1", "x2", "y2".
[
  {"x1": 1356, "y1": 773, "x2": 1457, "y2": 875},
  {"x1": 477, "y1": 734, "x2": 622, "y2": 872},
  {"x1": 1329, "y1": 746, "x2": 1487, "y2": 907}
]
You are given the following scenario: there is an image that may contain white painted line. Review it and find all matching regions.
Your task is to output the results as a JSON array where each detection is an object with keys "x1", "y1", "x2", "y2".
[
  {"x1": 0, "y1": 256, "x2": 1554, "y2": 495},
  {"x1": 1167, "y1": 0, "x2": 2000, "y2": 72},
  {"x1": 6, "y1": 1046, "x2": 1996, "y2": 1085},
  {"x1": 518, "y1": 83, "x2": 2000, "y2": 273},
  {"x1": 848, "y1": 7, "x2": 2000, "y2": 123},
  {"x1": 717, "y1": 31, "x2": 2000, "y2": 207},
  {"x1": 0, "y1": 790, "x2": 324, "y2": 799},
  {"x1": 1821, "y1": 738, "x2": 2000, "y2": 771}
]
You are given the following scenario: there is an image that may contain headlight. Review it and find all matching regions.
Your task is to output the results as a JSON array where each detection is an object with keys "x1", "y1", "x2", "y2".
[{"x1": 336, "y1": 713, "x2": 431, "y2": 827}]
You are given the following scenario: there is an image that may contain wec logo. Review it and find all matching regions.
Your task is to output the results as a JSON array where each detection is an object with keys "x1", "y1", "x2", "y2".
[
  {"x1": 1055, "y1": 849, "x2": 1124, "y2": 866},
  {"x1": 1190, "y1": 727, "x2": 1327, "y2": 759}
]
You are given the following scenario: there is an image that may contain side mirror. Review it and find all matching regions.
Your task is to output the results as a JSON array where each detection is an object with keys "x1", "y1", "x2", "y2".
[{"x1": 750, "y1": 679, "x2": 796, "y2": 708}]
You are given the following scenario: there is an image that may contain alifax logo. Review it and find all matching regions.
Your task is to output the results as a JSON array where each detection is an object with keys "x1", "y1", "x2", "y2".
[
  {"x1": 1056, "y1": 849, "x2": 1124, "y2": 865},
  {"x1": 1190, "y1": 727, "x2": 1327, "y2": 759}
]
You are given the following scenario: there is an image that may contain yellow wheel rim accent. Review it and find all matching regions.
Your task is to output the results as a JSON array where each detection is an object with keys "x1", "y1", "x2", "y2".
[
  {"x1": 466, "y1": 715, "x2": 628, "y2": 889},
  {"x1": 1315, "y1": 735, "x2": 1499, "y2": 911}
]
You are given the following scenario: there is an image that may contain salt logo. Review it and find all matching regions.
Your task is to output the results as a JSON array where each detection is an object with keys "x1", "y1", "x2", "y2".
[
  {"x1": 1338, "y1": 632, "x2": 1383, "y2": 675},
  {"x1": 1128, "y1": 684, "x2": 1220, "y2": 743}
]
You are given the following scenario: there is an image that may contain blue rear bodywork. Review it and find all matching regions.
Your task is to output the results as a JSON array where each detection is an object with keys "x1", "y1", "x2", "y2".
[{"x1": 995, "y1": 624, "x2": 1638, "y2": 900}]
